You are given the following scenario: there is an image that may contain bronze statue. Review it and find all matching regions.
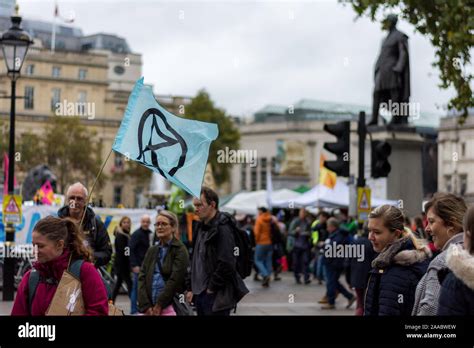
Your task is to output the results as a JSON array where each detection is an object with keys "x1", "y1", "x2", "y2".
[{"x1": 369, "y1": 14, "x2": 410, "y2": 126}]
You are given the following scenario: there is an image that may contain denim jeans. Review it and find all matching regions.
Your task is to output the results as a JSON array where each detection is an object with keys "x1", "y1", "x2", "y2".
[
  {"x1": 254, "y1": 244, "x2": 273, "y2": 278},
  {"x1": 130, "y1": 272, "x2": 139, "y2": 314},
  {"x1": 326, "y1": 265, "x2": 353, "y2": 305},
  {"x1": 317, "y1": 254, "x2": 326, "y2": 282}
]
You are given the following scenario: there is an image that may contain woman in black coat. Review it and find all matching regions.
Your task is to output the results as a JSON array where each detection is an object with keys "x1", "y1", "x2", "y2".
[
  {"x1": 112, "y1": 216, "x2": 133, "y2": 303},
  {"x1": 364, "y1": 205, "x2": 430, "y2": 316},
  {"x1": 437, "y1": 206, "x2": 474, "y2": 315}
]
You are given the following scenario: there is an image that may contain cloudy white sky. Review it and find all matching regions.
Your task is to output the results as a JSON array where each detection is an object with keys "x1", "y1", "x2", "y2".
[{"x1": 18, "y1": 0, "x2": 457, "y2": 119}]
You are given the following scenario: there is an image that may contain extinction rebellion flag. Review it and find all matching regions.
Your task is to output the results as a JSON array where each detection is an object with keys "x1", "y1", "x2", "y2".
[{"x1": 112, "y1": 77, "x2": 219, "y2": 198}]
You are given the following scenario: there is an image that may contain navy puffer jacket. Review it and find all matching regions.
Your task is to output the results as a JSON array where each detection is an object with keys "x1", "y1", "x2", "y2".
[
  {"x1": 437, "y1": 244, "x2": 474, "y2": 315},
  {"x1": 364, "y1": 236, "x2": 430, "y2": 316}
]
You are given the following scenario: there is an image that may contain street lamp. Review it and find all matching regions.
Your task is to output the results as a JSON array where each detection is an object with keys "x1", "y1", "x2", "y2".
[{"x1": 0, "y1": 4, "x2": 33, "y2": 301}]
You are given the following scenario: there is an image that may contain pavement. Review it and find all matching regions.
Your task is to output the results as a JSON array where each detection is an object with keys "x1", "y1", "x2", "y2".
[{"x1": 0, "y1": 271, "x2": 356, "y2": 315}]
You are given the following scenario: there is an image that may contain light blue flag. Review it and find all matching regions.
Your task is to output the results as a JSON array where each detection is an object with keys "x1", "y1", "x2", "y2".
[{"x1": 112, "y1": 77, "x2": 219, "y2": 198}]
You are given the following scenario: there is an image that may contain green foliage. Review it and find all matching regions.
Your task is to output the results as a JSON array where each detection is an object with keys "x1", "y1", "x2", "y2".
[
  {"x1": 16, "y1": 132, "x2": 45, "y2": 172},
  {"x1": 43, "y1": 116, "x2": 106, "y2": 193},
  {"x1": 342, "y1": 0, "x2": 473, "y2": 123},
  {"x1": 183, "y1": 89, "x2": 240, "y2": 185}
]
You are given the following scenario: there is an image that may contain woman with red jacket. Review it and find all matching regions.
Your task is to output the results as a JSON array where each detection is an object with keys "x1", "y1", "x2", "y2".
[{"x1": 11, "y1": 216, "x2": 108, "y2": 316}]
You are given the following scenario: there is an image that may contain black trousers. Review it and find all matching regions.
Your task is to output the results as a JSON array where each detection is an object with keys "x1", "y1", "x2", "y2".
[{"x1": 112, "y1": 267, "x2": 133, "y2": 302}]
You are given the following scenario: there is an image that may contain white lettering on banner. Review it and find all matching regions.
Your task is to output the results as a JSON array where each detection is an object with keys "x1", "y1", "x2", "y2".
[{"x1": 18, "y1": 322, "x2": 56, "y2": 341}]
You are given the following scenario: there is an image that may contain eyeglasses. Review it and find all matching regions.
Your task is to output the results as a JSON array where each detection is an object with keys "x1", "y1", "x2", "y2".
[
  {"x1": 154, "y1": 222, "x2": 170, "y2": 227},
  {"x1": 68, "y1": 196, "x2": 85, "y2": 202}
]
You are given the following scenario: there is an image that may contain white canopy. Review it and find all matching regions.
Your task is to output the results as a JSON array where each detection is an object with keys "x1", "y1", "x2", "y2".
[
  {"x1": 272, "y1": 180, "x2": 397, "y2": 208},
  {"x1": 221, "y1": 189, "x2": 301, "y2": 215}
]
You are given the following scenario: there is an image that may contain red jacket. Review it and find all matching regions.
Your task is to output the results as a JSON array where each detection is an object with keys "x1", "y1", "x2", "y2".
[{"x1": 11, "y1": 250, "x2": 108, "y2": 316}]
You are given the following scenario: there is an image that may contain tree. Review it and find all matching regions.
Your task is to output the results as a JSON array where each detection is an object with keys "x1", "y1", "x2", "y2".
[
  {"x1": 183, "y1": 89, "x2": 240, "y2": 186},
  {"x1": 0, "y1": 124, "x2": 46, "y2": 181},
  {"x1": 43, "y1": 116, "x2": 106, "y2": 194},
  {"x1": 342, "y1": 0, "x2": 473, "y2": 123},
  {"x1": 16, "y1": 132, "x2": 45, "y2": 172}
]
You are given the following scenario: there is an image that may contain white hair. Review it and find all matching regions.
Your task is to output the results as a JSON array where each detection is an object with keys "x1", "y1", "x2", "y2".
[
  {"x1": 66, "y1": 182, "x2": 88, "y2": 197},
  {"x1": 140, "y1": 214, "x2": 151, "y2": 222}
]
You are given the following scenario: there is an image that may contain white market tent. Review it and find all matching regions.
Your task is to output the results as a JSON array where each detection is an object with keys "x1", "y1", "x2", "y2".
[
  {"x1": 221, "y1": 189, "x2": 301, "y2": 215},
  {"x1": 272, "y1": 180, "x2": 397, "y2": 208}
]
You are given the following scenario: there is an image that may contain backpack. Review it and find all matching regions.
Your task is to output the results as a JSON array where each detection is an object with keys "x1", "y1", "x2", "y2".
[
  {"x1": 219, "y1": 212, "x2": 253, "y2": 279},
  {"x1": 28, "y1": 259, "x2": 118, "y2": 315},
  {"x1": 270, "y1": 220, "x2": 283, "y2": 245}
]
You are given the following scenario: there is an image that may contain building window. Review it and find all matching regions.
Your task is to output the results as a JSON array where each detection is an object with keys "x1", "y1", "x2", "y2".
[
  {"x1": 25, "y1": 64, "x2": 34, "y2": 75},
  {"x1": 461, "y1": 143, "x2": 466, "y2": 158},
  {"x1": 260, "y1": 157, "x2": 267, "y2": 189},
  {"x1": 24, "y1": 86, "x2": 34, "y2": 109},
  {"x1": 251, "y1": 166, "x2": 257, "y2": 191},
  {"x1": 113, "y1": 186, "x2": 122, "y2": 206},
  {"x1": 240, "y1": 164, "x2": 247, "y2": 191},
  {"x1": 460, "y1": 174, "x2": 467, "y2": 196},
  {"x1": 77, "y1": 91, "x2": 87, "y2": 114},
  {"x1": 78, "y1": 69, "x2": 87, "y2": 80},
  {"x1": 445, "y1": 175, "x2": 452, "y2": 193},
  {"x1": 134, "y1": 186, "x2": 143, "y2": 208},
  {"x1": 114, "y1": 65, "x2": 125, "y2": 75},
  {"x1": 113, "y1": 152, "x2": 124, "y2": 172},
  {"x1": 52, "y1": 66, "x2": 61, "y2": 78},
  {"x1": 51, "y1": 88, "x2": 61, "y2": 112},
  {"x1": 271, "y1": 156, "x2": 277, "y2": 175}
]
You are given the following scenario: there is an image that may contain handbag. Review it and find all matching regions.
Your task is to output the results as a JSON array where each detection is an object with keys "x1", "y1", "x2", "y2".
[
  {"x1": 156, "y1": 248, "x2": 195, "y2": 316},
  {"x1": 172, "y1": 293, "x2": 194, "y2": 316}
]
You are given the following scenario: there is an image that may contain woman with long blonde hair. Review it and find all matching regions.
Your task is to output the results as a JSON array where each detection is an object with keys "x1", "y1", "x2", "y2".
[{"x1": 364, "y1": 205, "x2": 430, "y2": 315}]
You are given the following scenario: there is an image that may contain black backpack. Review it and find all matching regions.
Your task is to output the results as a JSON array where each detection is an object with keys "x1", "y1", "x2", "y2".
[
  {"x1": 219, "y1": 212, "x2": 253, "y2": 279},
  {"x1": 270, "y1": 220, "x2": 283, "y2": 245}
]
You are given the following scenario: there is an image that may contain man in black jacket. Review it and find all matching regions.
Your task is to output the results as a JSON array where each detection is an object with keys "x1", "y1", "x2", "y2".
[
  {"x1": 321, "y1": 218, "x2": 355, "y2": 310},
  {"x1": 57, "y1": 182, "x2": 112, "y2": 267},
  {"x1": 186, "y1": 186, "x2": 248, "y2": 316},
  {"x1": 129, "y1": 214, "x2": 152, "y2": 314}
]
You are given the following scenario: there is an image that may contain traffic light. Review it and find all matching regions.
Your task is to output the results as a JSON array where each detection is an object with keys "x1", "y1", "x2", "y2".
[
  {"x1": 371, "y1": 140, "x2": 392, "y2": 178},
  {"x1": 323, "y1": 121, "x2": 350, "y2": 177}
]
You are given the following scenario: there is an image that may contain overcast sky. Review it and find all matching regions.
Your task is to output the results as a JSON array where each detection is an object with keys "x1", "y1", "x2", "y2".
[{"x1": 18, "y1": 0, "x2": 458, "y2": 119}]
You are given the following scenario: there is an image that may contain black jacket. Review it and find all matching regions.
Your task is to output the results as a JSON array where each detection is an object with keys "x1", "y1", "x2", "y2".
[
  {"x1": 138, "y1": 237, "x2": 189, "y2": 313},
  {"x1": 350, "y1": 236, "x2": 376, "y2": 289},
  {"x1": 129, "y1": 227, "x2": 152, "y2": 268},
  {"x1": 437, "y1": 245, "x2": 474, "y2": 315},
  {"x1": 324, "y1": 228, "x2": 352, "y2": 269},
  {"x1": 188, "y1": 212, "x2": 249, "y2": 312},
  {"x1": 57, "y1": 206, "x2": 112, "y2": 267},
  {"x1": 364, "y1": 236, "x2": 429, "y2": 316},
  {"x1": 114, "y1": 228, "x2": 131, "y2": 273}
]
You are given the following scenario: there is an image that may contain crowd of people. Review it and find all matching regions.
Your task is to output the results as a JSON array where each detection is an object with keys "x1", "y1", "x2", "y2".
[
  {"x1": 9, "y1": 182, "x2": 474, "y2": 316},
  {"x1": 238, "y1": 192, "x2": 474, "y2": 316},
  {"x1": 11, "y1": 184, "x2": 249, "y2": 316}
]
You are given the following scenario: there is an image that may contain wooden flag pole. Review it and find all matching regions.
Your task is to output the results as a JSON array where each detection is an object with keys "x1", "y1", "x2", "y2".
[{"x1": 79, "y1": 148, "x2": 114, "y2": 228}]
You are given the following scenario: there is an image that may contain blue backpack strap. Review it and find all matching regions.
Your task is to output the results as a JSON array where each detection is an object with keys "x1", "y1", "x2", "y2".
[
  {"x1": 68, "y1": 259, "x2": 84, "y2": 280},
  {"x1": 28, "y1": 269, "x2": 40, "y2": 314}
]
